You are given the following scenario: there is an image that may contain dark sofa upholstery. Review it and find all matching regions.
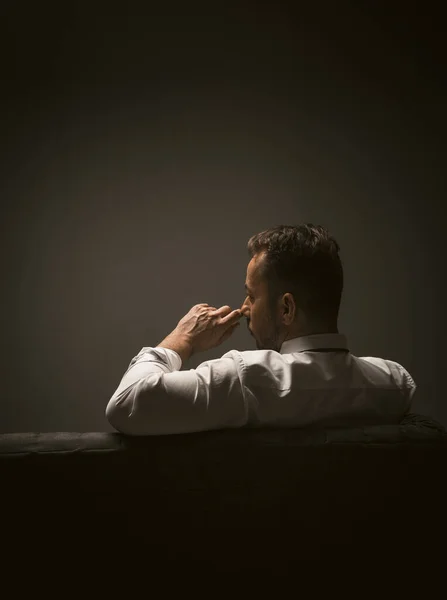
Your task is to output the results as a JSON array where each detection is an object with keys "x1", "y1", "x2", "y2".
[{"x1": 1, "y1": 413, "x2": 447, "y2": 590}]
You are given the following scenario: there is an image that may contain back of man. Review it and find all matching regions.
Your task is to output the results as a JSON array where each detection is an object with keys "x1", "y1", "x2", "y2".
[{"x1": 234, "y1": 336, "x2": 415, "y2": 429}]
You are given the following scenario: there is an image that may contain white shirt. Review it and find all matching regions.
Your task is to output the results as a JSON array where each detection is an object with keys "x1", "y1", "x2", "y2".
[{"x1": 106, "y1": 333, "x2": 417, "y2": 436}]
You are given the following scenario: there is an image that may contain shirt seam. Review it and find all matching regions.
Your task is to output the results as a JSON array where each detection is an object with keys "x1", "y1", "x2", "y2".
[{"x1": 230, "y1": 350, "x2": 249, "y2": 427}]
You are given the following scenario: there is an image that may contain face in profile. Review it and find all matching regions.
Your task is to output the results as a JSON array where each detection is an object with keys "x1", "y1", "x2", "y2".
[{"x1": 241, "y1": 253, "x2": 286, "y2": 353}]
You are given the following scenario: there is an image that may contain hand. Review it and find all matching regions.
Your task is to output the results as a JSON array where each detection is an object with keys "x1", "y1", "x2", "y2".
[{"x1": 173, "y1": 303, "x2": 243, "y2": 355}]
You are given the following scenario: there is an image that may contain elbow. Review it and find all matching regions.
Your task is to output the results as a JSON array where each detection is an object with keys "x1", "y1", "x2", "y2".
[
  {"x1": 106, "y1": 373, "x2": 167, "y2": 435},
  {"x1": 105, "y1": 397, "x2": 139, "y2": 436},
  {"x1": 105, "y1": 394, "x2": 162, "y2": 436}
]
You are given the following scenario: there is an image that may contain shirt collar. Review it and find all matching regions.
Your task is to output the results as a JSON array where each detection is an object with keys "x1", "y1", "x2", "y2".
[{"x1": 280, "y1": 333, "x2": 349, "y2": 354}]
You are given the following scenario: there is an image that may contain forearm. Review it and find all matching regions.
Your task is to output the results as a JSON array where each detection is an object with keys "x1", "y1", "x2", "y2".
[{"x1": 157, "y1": 331, "x2": 194, "y2": 365}]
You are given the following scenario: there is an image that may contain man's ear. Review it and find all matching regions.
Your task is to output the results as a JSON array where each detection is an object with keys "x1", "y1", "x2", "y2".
[{"x1": 282, "y1": 293, "x2": 296, "y2": 326}]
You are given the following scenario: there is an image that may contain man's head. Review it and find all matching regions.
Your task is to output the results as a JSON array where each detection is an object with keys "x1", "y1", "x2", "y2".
[{"x1": 241, "y1": 224, "x2": 344, "y2": 352}]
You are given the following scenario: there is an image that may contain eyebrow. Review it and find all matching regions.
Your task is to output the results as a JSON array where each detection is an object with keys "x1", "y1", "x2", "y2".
[{"x1": 245, "y1": 283, "x2": 253, "y2": 293}]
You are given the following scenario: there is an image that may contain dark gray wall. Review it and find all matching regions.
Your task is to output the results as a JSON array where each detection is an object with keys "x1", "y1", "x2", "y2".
[{"x1": 2, "y1": 4, "x2": 445, "y2": 432}]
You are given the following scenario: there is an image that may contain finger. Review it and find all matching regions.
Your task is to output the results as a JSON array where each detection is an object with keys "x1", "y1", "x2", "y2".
[
  {"x1": 201, "y1": 304, "x2": 218, "y2": 312},
  {"x1": 221, "y1": 309, "x2": 242, "y2": 325},
  {"x1": 209, "y1": 305, "x2": 230, "y2": 317},
  {"x1": 212, "y1": 305, "x2": 232, "y2": 314}
]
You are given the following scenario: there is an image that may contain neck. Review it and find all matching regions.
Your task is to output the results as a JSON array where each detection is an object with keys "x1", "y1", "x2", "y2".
[{"x1": 286, "y1": 323, "x2": 339, "y2": 339}]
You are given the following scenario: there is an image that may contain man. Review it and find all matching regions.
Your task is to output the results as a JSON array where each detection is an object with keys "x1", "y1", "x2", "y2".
[{"x1": 106, "y1": 224, "x2": 416, "y2": 435}]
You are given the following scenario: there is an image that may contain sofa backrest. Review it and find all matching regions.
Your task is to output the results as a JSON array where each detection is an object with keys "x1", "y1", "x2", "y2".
[{"x1": 1, "y1": 413, "x2": 446, "y2": 589}]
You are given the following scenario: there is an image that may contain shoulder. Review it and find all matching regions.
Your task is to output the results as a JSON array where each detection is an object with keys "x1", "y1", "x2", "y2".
[{"x1": 357, "y1": 355, "x2": 416, "y2": 387}]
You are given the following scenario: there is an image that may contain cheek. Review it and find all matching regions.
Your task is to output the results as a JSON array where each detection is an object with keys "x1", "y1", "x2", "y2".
[{"x1": 249, "y1": 300, "x2": 261, "y2": 322}]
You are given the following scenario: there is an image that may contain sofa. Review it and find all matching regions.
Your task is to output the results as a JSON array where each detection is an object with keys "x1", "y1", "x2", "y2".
[{"x1": 1, "y1": 413, "x2": 446, "y2": 591}]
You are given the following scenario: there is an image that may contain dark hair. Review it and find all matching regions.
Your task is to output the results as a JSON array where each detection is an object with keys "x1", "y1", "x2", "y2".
[{"x1": 247, "y1": 224, "x2": 343, "y2": 322}]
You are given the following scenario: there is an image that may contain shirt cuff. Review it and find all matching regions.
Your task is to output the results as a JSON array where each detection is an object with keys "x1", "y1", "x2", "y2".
[{"x1": 137, "y1": 346, "x2": 183, "y2": 371}]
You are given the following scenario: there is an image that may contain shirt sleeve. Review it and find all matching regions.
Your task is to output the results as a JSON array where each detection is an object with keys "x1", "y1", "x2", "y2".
[
  {"x1": 387, "y1": 359, "x2": 417, "y2": 412},
  {"x1": 105, "y1": 347, "x2": 249, "y2": 435},
  {"x1": 399, "y1": 364, "x2": 417, "y2": 411}
]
